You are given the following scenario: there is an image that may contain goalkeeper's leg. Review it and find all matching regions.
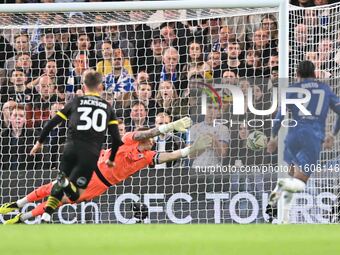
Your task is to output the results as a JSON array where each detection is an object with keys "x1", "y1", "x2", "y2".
[{"x1": 0, "y1": 183, "x2": 53, "y2": 215}]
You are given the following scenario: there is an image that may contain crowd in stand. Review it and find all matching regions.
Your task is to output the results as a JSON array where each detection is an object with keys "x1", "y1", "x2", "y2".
[{"x1": 0, "y1": 1, "x2": 338, "y2": 174}]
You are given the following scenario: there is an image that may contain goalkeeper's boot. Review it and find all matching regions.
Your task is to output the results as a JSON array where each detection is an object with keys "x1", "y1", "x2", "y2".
[
  {"x1": 0, "y1": 202, "x2": 19, "y2": 214},
  {"x1": 4, "y1": 213, "x2": 22, "y2": 225},
  {"x1": 268, "y1": 179, "x2": 284, "y2": 206}
]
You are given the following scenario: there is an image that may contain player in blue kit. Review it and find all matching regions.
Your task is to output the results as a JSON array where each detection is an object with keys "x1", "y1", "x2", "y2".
[{"x1": 266, "y1": 60, "x2": 340, "y2": 223}]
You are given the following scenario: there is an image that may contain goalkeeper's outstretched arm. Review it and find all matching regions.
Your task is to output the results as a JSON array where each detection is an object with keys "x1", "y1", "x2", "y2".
[
  {"x1": 157, "y1": 134, "x2": 212, "y2": 164},
  {"x1": 133, "y1": 117, "x2": 192, "y2": 141}
]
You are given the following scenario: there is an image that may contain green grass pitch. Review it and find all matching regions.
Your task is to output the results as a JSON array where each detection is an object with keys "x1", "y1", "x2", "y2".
[{"x1": 1, "y1": 225, "x2": 340, "y2": 255}]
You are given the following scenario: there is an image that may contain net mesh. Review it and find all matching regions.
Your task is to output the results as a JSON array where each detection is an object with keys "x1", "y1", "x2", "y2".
[
  {"x1": 0, "y1": 4, "x2": 338, "y2": 224},
  {"x1": 289, "y1": 3, "x2": 340, "y2": 224}
]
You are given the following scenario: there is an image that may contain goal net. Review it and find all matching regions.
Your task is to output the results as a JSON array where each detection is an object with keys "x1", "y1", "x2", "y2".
[
  {"x1": 0, "y1": 2, "x2": 338, "y2": 224},
  {"x1": 288, "y1": 3, "x2": 340, "y2": 224}
]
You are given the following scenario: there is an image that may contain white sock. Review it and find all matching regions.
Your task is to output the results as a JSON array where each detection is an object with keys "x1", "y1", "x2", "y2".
[
  {"x1": 282, "y1": 191, "x2": 294, "y2": 224},
  {"x1": 16, "y1": 197, "x2": 28, "y2": 208},
  {"x1": 20, "y1": 211, "x2": 33, "y2": 222},
  {"x1": 282, "y1": 178, "x2": 306, "y2": 193}
]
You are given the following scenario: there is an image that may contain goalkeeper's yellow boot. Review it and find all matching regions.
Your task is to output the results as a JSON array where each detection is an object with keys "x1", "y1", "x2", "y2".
[
  {"x1": 0, "y1": 202, "x2": 19, "y2": 214},
  {"x1": 4, "y1": 213, "x2": 22, "y2": 225}
]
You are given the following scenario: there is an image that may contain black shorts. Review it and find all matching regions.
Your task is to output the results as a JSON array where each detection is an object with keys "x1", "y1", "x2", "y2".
[{"x1": 59, "y1": 140, "x2": 100, "y2": 189}]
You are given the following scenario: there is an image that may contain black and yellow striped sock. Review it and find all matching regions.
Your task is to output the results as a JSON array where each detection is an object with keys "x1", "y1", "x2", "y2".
[
  {"x1": 63, "y1": 182, "x2": 80, "y2": 202},
  {"x1": 45, "y1": 196, "x2": 61, "y2": 215}
]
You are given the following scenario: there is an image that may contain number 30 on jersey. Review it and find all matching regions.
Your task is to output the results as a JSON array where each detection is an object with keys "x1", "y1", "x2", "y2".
[{"x1": 77, "y1": 107, "x2": 107, "y2": 132}]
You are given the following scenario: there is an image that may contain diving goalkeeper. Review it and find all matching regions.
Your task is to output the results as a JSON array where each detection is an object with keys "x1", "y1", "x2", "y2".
[{"x1": 1, "y1": 117, "x2": 212, "y2": 224}]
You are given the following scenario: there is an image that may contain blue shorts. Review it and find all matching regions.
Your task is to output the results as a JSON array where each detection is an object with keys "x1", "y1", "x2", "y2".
[{"x1": 284, "y1": 128, "x2": 322, "y2": 177}]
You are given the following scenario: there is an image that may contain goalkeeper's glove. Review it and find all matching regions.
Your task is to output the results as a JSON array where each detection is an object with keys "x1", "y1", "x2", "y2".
[
  {"x1": 180, "y1": 134, "x2": 213, "y2": 157},
  {"x1": 158, "y1": 117, "x2": 192, "y2": 134}
]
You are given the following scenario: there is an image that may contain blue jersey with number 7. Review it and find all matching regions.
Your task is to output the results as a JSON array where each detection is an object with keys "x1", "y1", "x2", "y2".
[{"x1": 272, "y1": 79, "x2": 340, "y2": 140}]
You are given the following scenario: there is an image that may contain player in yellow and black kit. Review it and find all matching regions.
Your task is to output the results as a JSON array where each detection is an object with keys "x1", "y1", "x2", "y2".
[{"x1": 30, "y1": 70, "x2": 122, "y2": 223}]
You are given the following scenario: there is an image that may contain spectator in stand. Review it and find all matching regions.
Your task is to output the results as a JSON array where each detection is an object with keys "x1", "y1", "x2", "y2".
[
  {"x1": 182, "y1": 40, "x2": 210, "y2": 79},
  {"x1": 135, "y1": 71, "x2": 150, "y2": 88},
  {"x1": 115, "y1": 119, "x2": 126, "y2": 138},
  {"x1": 146, "y1": 33, "x2": 165, "y2": 86},
  {"x1": 222, "y1": 70, "x2": 238, "y2": 85},
  {"x1": 4, "y1": 33, "x2": 31, "y2": 73},
  {"x1": 125, "y1": 101, "x2": 153, "y2": 132},
  {"x1": 96, "y1": 41, "x2": 133, "y2": 77},
  {"x1": 71, "y1": 33, "x2": 96, "y2": 69},
  {"x1": 205, "y1": 51, "x2": 223, "y2": 79},
  {"x1": 211, "y1": 26, "x2": 230, "y2": 54},
  {"x1": 96, "y1": 40, "x2": 114, "y2": 77},
  {"x1": 160, "y1": 25, "x2": 176, "y2": 48},
  {"x1": 156, "y1": 80, "x2": 188, "y2": 120},
  {"x1": 1, "y1": 68, "x2": 36, "y2": 105},
  {"x1": 116, "y1": 73, "x2": 156, "y2": 122},
  {"x1": 66, "y1": 52, "x2": 88, "y2": 93},
  {"x1": 134, "y1": 82, "x2": 155, "y2": 114},
  {"x1": 190, "y1": 99, "x2": 229, "y2": 168},
  {"x1": 153, "y1": 112, "x2": 186, "y2": 169},
  {"x1": 32, "y1": 76, "x2": 57, "y2": 127},
  {"x1": 0, "y1": 104, "x2": 38, "y2": 171},
  {"x1": 14, "y1": 52, "x2": 33, "y2": 82},
  {"x1": 104, "y1": 48, "x2": 134, "y2": 98},
  {"x1": 223, "y1": 39, "x2": 247, "y2": 77},
  {"x1": 268, "y1": 54, "x2": 279, "y2": 69},
  {"x1": 27, "y1": 60, "x2": 58, "y2": 91},
  {"x1": 247, "y1": 28, "x2": 273, "y2": 69},
  {"x1": 260, "y1": 14, "x2": 278, "y2": 43},
  {"x1": 245, "y1": 49, "x2": 265, "y2": 77},
  {"x1": 54, "y1": 28, "x2": 72, "y2": 58},
  {"x1": 160, "y1": 47, "x2": 186, "y2": 94},
  {"x1": 267, "y1": 65, "x2": 279, "y2": 90},
  {"x1": 0, "y1": 101, "x2": 16, "y2": 132}
]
